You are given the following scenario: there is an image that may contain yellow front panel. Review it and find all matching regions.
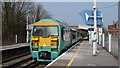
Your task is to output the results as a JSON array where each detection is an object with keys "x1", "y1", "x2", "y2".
[
  {"x1": 33, "y1": 22, "x2": 59, "y2": 26},
  {"x1": 32, "y1": 36, "x2": 39, "y2": 40},
  {"x1": 32, "y1": 36, "x2": 59, "y2": 46},
  {"x1": 39, "y1": 37, "x2": 51, "y2": 46},
  {"x1": 51, "y1": 42, "x2": 57, "y2": 46}
]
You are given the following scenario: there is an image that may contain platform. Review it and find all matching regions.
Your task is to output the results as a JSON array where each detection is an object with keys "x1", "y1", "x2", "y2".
[
  {"x1": 0, "y1": 43, "x2": 29, "y2": 51},
  {"x1": 46, "y1": 41, "x2": 118, "y2": 67}
]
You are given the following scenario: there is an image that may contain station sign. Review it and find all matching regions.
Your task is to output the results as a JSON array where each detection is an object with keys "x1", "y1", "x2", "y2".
[{"x1": 80, "y1": 10, "x2": 103, "y2": 26}]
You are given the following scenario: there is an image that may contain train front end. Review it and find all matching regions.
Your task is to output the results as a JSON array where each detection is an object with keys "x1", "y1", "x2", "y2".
[{"x1": 30, "y1": 19, "x2": 60, "y2": 62}]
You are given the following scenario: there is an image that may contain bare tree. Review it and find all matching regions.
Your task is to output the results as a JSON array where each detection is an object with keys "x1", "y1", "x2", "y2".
[
  {"x1": 2, "y1": 2, "x2": 35, "y2": 45},
  {"x1": 35, "y1": 3, "x2": 52, "y2": 22},
  {"x1": 35, "y1": 3, "x2": 43, "y2": 22},
  {"x1": 40, "y1": 9, "x2": 52, "y2": 19},
  {"x1": 2, "y1": 2, "x2": 52, "y2": 45}
]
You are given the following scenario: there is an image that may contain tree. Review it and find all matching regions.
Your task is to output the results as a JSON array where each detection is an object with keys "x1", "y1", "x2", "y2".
[
  {"x1": 35, "y1": 4, "x2": 42, "y2": 22},
  {"x1": 40, "y1": 9, "x2": 52, "y2": 20},
  {"x1": 2, "y1": 2, "x2": 52, "y2": 45},
  {"x1": 35, "y1": 3, "x2": 52, "y2": 22},
  {"x1": 2, "y1": 2, "x2": 35, "y2": 45}
]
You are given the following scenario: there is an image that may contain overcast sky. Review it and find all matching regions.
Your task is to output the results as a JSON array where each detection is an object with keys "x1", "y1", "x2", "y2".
[{"x1": 40, "y1": 2, "x2": 118, "y2": 28}]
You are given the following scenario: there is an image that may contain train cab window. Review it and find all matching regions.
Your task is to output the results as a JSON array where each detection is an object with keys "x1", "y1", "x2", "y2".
[
  {"x1": 32, "y1": 26, "x2": 42, "y2": 36},
  {"x1": 32, "y1": 26, "x2": 58, "y2": 37}
]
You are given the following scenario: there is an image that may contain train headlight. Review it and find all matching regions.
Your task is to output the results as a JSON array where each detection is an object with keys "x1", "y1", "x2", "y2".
[
  {"x1": 51, "y1": 38, "x2": 58, "y2": 46},
  {"x1": 32, "y1": 40, "x2": 38, "y2": 46}
]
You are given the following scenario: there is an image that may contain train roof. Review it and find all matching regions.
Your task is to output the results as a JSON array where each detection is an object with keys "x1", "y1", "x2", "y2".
[
  {"x1": 39, "y1": 19, "x2": 57, "y2": 22},
  {"x1": 33, "y1": 19, "x2": 59, "y2": 26},
  {"x1": 33, "y1": 19, "x2": 70, "y2": 28}
]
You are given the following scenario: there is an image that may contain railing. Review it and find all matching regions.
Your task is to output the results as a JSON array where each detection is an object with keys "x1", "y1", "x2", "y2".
[
  {"x1": 3, "y1": 35, "x2": 26, "y2": 46},
  {"x1": 103, "y1": 33, "x2": 118, "y2": 58}
]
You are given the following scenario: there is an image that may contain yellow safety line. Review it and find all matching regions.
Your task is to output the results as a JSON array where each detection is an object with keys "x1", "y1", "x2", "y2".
[{"x1": 66, "y1": 42, "x2": 83, "y2": 68}]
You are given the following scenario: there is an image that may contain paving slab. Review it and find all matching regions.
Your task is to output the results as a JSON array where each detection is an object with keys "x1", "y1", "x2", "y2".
[{"x1": 47, "y1": 41, "x2": 118, "y2": 67}]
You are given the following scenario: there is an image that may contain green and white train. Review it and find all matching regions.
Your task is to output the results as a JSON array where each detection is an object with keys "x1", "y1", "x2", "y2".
[{"x1": 30, "y1": 19, "x2": 82, "y2": 62}]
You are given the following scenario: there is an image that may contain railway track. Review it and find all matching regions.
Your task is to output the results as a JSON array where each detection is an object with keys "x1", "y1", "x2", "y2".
[
  {"x1": 2, "y1": 41, "x2": 82, "y2": 68},
  {"x1": 2, "y1": 52, "x2": 30, "y2": 63},
  {"x1": 2, "y1": 53, "x2": 32, "y2": 67},
  {"x1": 19, "y1": 59, "x2": 48, "y2": 68},
  {"x1": 2, "y1": 53, "x2": 48, "y2": 68}
]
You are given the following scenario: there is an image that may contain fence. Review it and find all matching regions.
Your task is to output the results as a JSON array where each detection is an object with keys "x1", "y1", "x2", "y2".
[
  {"x1": 103, "y1": 33, "x2": 118, "y2": 57},
  {"x1": 3, "y1": 35, "x2": 26, "y2": 46}
]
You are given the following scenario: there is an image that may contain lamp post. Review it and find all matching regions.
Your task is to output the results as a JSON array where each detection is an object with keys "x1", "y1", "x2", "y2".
[
  {"x1": 92, "y1": 0, "x2": 97, "y2": 55},
  {"x1": 26, "y1": 15, "x2": 29, "y2": 43}
]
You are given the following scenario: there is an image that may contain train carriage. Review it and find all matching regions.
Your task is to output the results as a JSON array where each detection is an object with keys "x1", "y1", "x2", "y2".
[{"x1": 30, "y1": 19, "x2": 80, "y2": 62}]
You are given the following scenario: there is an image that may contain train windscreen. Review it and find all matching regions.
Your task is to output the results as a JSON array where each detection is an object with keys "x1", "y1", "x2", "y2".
[{"x1": 32, "y1": 26, "x2": 58, "y2": 37}]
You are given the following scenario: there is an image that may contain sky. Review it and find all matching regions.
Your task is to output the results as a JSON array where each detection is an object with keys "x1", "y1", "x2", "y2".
[{"x1": 40, "y1": 2, "x2": 118, "y2": 28}]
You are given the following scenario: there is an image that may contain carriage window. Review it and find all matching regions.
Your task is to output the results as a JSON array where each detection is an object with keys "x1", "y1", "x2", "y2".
[
  {"x1": 63, "y1": 28, "x2": 71, "y2": 41},
  {"x1": 61, "y1": 27, "x2": 64, "y2": 40}
]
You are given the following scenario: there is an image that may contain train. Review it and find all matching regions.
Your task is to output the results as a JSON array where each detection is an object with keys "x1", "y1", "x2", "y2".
[{"x1": 30, "y1": 19, "x2": 82, "y2": 62}]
